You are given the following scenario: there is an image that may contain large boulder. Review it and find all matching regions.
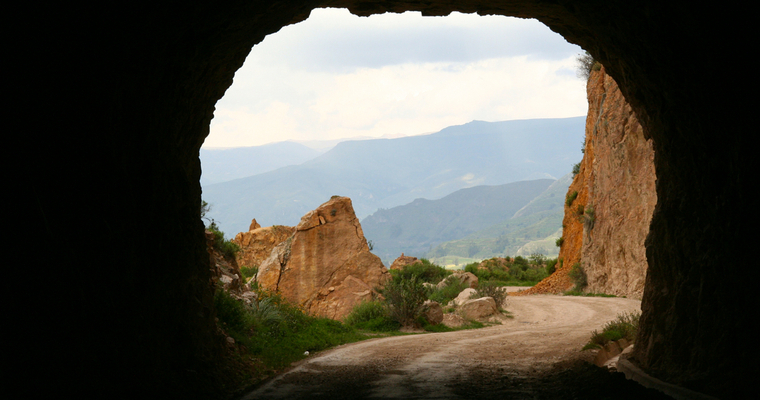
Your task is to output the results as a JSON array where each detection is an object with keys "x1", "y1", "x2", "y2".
[
  {"x1": 459, "y1": 297, "x2": 498, "y2": 321},
  {"x1": 257, "y1": 197, "x2": 390, "y2": 320},
  {"x1": 449, "y1": 288, "x2": 478, "y2": 307},
  {"x1": 423, "y1": 300, "x2": 443, "y2": 325}
]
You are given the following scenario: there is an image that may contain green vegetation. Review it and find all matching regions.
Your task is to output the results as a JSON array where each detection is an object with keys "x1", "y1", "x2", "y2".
[
  {"x1": 576, "y1": 50, "x2": 601, "y2": 81},
  {"x1": 207, "y1": 221, "x2": 241, "y2": 259},
  {"x1": 213, "y1": 288, "x2": 365, "y2": 374},
  {"x1": 566, "y1": 191, "x2": 578, "y2": 207},
  {"x1": 463, "y1": 255, "x2": 551, "y2": 286},
  {"x1": 427, "y1": 276, "x2": 468, "y2": 305},
  {"x1": 555, "y1": 236, "x2": 564, "y2": 248},
  {"x1": 545, "y1": 257, "x2": 559, "y2": 276},
  {"x1": 572, "y1": 162, "x2": 581, "y2": 177},
  {"x1": 202, "y1": 199, "x2": 241, "y2": 259},
  {"x1": 583, "y1": 206, "x2": 596, "y2": 231},
  {"x1": 470, "y1": 281, "x2": 508, "y2": 310},
  {"x1": 342, "y1": 300, "x2": 400, "y2": 332},
  {"x1": 379, "y1": 274, "x2": 429, "y2": 328},
  {"x1": 583, "y1": 311, "x2": 640, "y2": 350},
  {"x1": 568, "y1": 263, "x2": 588, "y2": 291}
]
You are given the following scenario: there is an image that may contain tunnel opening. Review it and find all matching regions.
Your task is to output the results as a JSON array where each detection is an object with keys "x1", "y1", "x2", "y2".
[{"x1": 24, "y1": 1, "x2": 752, "y2": 399}]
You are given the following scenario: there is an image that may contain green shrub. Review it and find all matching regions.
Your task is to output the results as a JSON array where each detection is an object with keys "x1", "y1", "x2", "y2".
[
  {"x1": 240, "y1": 265, "x2": 258, "y2": 281},
  {"x1": 555, "y1": 236, "x2": 564, "y2": 248},
  {"x1": 208, "y1": 222, "x2": 240, "y2": 259},
  {"x1": 583, "y1": 311, "x2": 640, "y2": 350},
  {"x1": 545, "y1": 258, "x2": 558, "y2": 275},
  {"x1": 380, "y1": 275, "x2": 428, "y2": 327},
  {"x1": 568, "y1": 263, "x2": 587, "y2": 291},
  {"x1": 572, "y1": 162, "x2": 581, "y2": 177},
  {"x1": 427, "y1": 277, "x2": 468, "y2": 305},
  {"x1": 566, "y1": 191, "x2": 579, "y2": 207},
  {"x1": 391, "y1": 259, "x2": 450, "y2": 284},
  {"x1": 470, "y1": 281, "x2": 508, "y2": 309},
  {"x1": 344, "y1": 300, "x2": 399, "y2": 332},
  {"x1": 583, "y1": 206, "x2": 596, "y2": 231}
]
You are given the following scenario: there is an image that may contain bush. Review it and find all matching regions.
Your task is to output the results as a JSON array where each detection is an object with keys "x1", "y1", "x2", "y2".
[
  {"x1": 576, "y1": 51, "x2": 601, "y2": 80},
  {"x1": 583, "y1": 311, "x2": 640, "y2": 350},
  {"x1": 545, "y1": 258, "x2": 558, "y2": 275},
  {"x1": 470, "y1": 281, "x2": 508, "y2": 309},
  {"x1": 583, "y1": 206, "x2": 596, "y2": 231},
  {"x1": 568, "y1": 263, "x2": 588, "y2": 291},
  {"x1": 391, "y1": 259, "x2": 450, "y2": 284},
  {"x1": 555, "y1": 236, "x2": 564, "y2": 248},
  {"x1": 208, "y1": 222, "x2": 240, "y2": 259},
  {"x1": 572, "y1": 162, "x2": 581, "y2": 177},
  {"x1": 566, "y1": 191, "x2": 579, "y2": 207},
  {"x1": 380, "y1": 275, "x2": 428, "y2": 327},
  {"x1": 344, "y1": 300, "x2": 399, "y2": 332},
  {"x1": 427, "y1": 277, "x2": 468, "y2": 305}
]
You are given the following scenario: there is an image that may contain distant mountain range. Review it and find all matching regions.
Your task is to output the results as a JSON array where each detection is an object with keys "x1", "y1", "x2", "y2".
[
  {"x1": 200, "y1": 142, "x2": 322, "y2": 185},
  {"x1": 424, "y1": 174, "x2": 572, "y2": 266},
  {"x1": 361, "y1": 178, "x2": 560, "y2": 264},
  {"x1": 201, "y1": 117, "x2": 585, "y2": 236}
]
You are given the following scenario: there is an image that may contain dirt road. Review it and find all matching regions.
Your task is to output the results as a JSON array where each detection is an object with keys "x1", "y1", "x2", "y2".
[{"x1": 241, "y1": 295, "x2": 669, "y2": 400}]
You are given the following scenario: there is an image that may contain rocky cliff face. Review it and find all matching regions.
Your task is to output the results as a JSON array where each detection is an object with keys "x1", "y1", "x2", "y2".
[
  {"x1": 233, "y1": 222, "x2": 295, "y2": 271},
  {"x1": 579, "y1": 66, "x2": 656, "y2": 298},
  {"x1": 521, "y1": 66, "x2": 655, "y2": 298},
  {"x1": 257, "y1": 196, "x2": 390, "y2": 320}
]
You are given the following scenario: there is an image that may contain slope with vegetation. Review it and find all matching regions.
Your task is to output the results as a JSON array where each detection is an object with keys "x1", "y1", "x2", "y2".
[{"x1": 362, "y1": 178, "x2": 558, "y2": 264}]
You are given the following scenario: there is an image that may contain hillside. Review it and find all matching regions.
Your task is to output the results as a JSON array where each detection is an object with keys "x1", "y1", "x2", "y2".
[
  {"x1": 361, "y1": 178, "x2": 558, "y2": 265},
  {"x1": 200, "y1": 141, "x2": 321, "y2": 185},
  {"x1": 202, "y1": 117, "x2": 585, "y2": 236},
  {"x1": 425, "y1": 173, "x2": 571, "y2": 265}
]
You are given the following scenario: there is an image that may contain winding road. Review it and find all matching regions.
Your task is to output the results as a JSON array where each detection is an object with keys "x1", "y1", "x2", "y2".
[{"x1": 242, "y1": 295, "x2": 646, "y2": 400}]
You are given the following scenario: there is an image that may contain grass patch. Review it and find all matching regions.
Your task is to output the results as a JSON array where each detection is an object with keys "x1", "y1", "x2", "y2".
[
  {"x1": 214, "y1": 289, "x2": 366, "y2": 373},
  {"x1": 583, "y1": 311, "x2": 640, "y2": 350}
]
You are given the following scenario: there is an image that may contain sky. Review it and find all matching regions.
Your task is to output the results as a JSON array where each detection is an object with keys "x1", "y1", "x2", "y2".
[{"x1": 203, "y1": 8, "x2": 588, "y2": 149}]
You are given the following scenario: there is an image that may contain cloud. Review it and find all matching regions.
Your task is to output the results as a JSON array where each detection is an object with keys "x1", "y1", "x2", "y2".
[
  {"x1": 204, "y1": 9, "x2": 587, "y2": 148},
  {"x1": 254, "y1": 9, "x2": 580, "y2": 72}
]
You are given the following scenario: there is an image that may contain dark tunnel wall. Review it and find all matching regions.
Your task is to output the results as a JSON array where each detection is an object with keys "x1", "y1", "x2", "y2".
[{"x1": 19, "y1": 1, "x2": 753, "y2": 398}]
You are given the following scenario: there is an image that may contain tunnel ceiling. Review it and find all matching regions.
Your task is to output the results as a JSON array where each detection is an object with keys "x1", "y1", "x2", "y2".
[{"x1": 24, "y1": 1, "x2": 751, "y2": 398}]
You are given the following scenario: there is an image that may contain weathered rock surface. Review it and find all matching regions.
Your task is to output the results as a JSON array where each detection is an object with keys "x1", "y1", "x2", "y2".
[
  {"x1": 579, "y1": 67, "x2": 655, "y2": 299},
  {"x1": 233, "y1": 223, "x2": 294, "y2": 273},
  {"x1": 458, "y1": 297, "x2": 498, "y2": 321},
  {"x1": 423, "y1": 300, "x2": 443, "y2": 325},
  {"x1": 389, "y1": 253, "x2": 421, "y2": 270},
  {"x1": 257, "y1": 197, "x2": 390, "y2": 320},
  {"x1": 437, "y1": 271, "x2": 478, "y2": 289},
  {"x1": 519, "y1": 66, "x2": 654, "y2": 299},
  {"x1": 450, "y1": 288, "x2": 478, "y2": 307}
]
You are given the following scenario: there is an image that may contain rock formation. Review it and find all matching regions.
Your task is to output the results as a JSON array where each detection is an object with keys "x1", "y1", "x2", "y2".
[
  {"x1": 257, "y1": 196, "x2": 390, "y2": 320},
  {"x1": 389, "y1": 253, "x2": 421, "y2": 270},
  {"x1": 233, "y1": 222, "x2": 294, "y2": 274},
  {"x1": 519, "y1": 66, "x2": 655, "y2": 299}
]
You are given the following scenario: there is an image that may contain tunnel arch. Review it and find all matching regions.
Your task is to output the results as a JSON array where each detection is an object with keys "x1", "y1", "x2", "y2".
[{"x1": 25, "y1": 1, "x2": 751, "y2": 398}]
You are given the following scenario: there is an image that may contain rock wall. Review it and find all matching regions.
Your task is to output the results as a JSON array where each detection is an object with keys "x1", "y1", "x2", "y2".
[
  {"x1": 257, "y1": 197, "x2": 390, "y2": 320},
  {"x1": 579, "y1": 67, "x2": 656, "y2": 298},
  {"x1": 518, "y1": 66, "x2": 654, "y2": 298}
]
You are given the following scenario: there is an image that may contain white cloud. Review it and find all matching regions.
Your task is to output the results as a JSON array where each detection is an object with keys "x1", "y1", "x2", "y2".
[{"x1": 204, "y1": 8, "x2": 587, "y2": 148}]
